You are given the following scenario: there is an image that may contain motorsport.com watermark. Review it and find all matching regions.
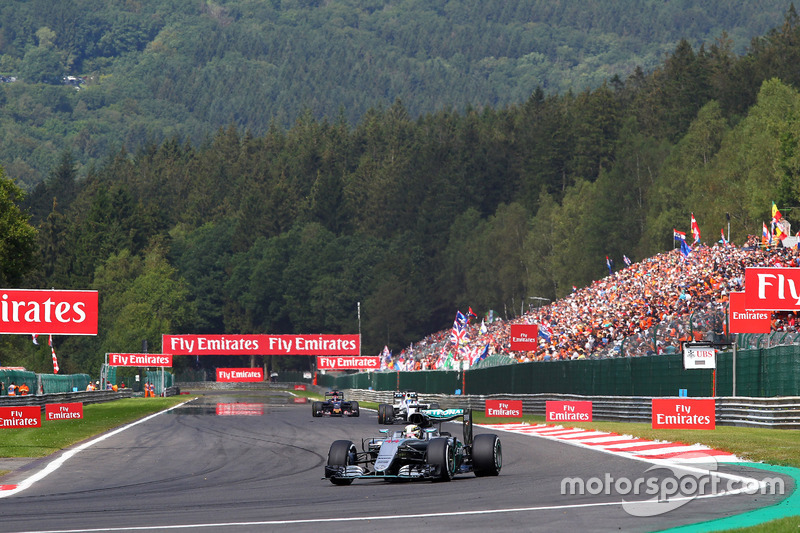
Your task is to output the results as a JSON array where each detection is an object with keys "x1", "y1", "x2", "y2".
[{"x1": 560, "y1": 454, "x2": 785, "y2": 517}]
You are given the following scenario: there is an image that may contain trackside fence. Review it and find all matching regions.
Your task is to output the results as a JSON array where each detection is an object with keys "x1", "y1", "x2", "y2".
[
  {"x1": 341, "y1": 390, "x2": 800, "y2": 429},
  {"x1": 318, "y1": 344, "x2": 800, "y2": 398}
]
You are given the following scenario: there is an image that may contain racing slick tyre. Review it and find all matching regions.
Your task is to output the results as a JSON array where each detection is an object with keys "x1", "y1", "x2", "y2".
[
  {"x1": 327, "y1": 440, "x2": 357, "y2": 485},
  {"x1": 426, "y1": 438, "x2": 455, "y2": 481},
  {"x1": 311, "y1": 401, "x2": 323, "y2": 417},
  {"x1": 472, "y1": 433, "x2": 502, "y2": 477},
  {"x1": 378, "y1": 403, "x2": 392, "y2": 424},
  {"x1": 350, "y1": 401, "x2": 360, "y2": 417}
]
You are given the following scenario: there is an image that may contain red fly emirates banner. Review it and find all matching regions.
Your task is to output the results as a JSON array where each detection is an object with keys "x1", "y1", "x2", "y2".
[
  {"x1": 729, "y1": 292, "x2": 771, "y2": 334},
  {"x1": 546, "y1": 400, "x2": 593, "y2": 422},
  {"x1": 509, "y1": 324, "x2": 538, "y2": 351},
  {"x1": 317, "y1": 356, "x2": 380, "y2": 370},
  {"x1": 652, "y1": 398, "x2": 715, "y2": 430},
  {"x1": 0, "y1": 406, "x2": 41, "y2": 428},
  {"x1": 217, "y1": 368, "x2": 264, "y2": 382},
  {"x1": 744, "y1": 267, "x2": 800, "y2": 310},
  {"x1": 485, "y1": 399, "x2": 523, "y2": 417},
  {"x1": 108, "y1": 353, "x2": 173, "y2": 367},
  {"x1": 0, "y1": 289, "x2": 98, "y2": 335},
  {"x1": 45, "y1": 403, "x2": 83, "y2": 421},
  {"x1": 162, "y1": 334, "x2": 360, "y2": 356}
]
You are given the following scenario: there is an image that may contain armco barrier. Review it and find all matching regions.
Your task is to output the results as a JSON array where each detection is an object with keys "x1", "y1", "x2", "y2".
[
  {"x1": 0, "y1": 389, "x2": 133, "y2": 408},
  {"x1": 342, "y1": 389, "x2": 800, "y2": 429}
]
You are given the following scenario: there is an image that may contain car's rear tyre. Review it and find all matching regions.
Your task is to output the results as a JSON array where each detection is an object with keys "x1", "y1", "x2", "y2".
[
  {"x1": 311, "y1": 401, "x2": 323, "y2": 417},
  {"x1": 351, "y1": 401, "x2": 360, "y2": 417},
  {"x1": 426, "y1": 438, "x2": 455, "y2": 481},
  {"x1": 327, "y1": 440, "x2": 356, "y2": 485},
  {"x1": 378, "y1": 403, "x2": 392, "y2": 424},
  {"x1": 472, "y1": 433, "x2": 502, "y2": 477}
]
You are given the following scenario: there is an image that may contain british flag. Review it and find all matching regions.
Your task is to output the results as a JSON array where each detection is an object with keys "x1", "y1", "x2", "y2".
[{"x1": 451, "y1": 313, "x2": 468, "y2": 346}]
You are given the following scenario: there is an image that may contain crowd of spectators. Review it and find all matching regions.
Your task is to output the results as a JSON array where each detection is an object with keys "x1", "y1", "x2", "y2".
[{"x1": 379, "y1": 238, "x2": 800, "y2": 371}]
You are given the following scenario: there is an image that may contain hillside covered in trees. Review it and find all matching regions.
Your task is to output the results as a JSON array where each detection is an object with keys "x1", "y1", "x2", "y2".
[
  {"x1": 0, "y1": 0, "x2": 790, "y2": 189},
  {"x1": 5, "y1": 5, "x2": 800, "y2": 377}
]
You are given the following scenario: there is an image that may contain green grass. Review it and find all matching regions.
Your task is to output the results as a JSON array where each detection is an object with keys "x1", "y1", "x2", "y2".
[
  {"x1": 720, "y1": 516, "x2": 800, "y2": 532},
  {"x1": 0, "y1": 397, "x2": 187, "y2": 459}
]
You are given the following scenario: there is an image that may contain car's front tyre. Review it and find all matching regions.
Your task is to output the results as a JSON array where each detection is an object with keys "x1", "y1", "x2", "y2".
[
  {"x1": 327, "y1": 440, "x2": 357, "y2": 485},
  {"x1": 426, "y1": 438, "x2": 455, "y2": 481}
]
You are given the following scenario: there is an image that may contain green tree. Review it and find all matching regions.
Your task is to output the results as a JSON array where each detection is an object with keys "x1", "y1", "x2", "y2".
[
  {"x1": 93, "y1": 246, "x2": 197, "y2": 372},
  {"x1": 0, "y1": 166, "x2": 37, "y2": 286},
  {"x1": 18, "y1": 45, "x2": 62, "y2": 84}
]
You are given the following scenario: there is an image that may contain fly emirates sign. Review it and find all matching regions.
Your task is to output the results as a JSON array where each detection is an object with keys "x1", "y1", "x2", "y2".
[
  {"x1": 108, "y1": 353, "x2": 173, "y2": 367},
  {"x1": 317, "y1": 356, "x2": 380, "y2": 370},
  {"x1": 1, "y1": 289, "x2": 98, "y2": 335},
  {"x1": 744, "y1": 267, "x2": 800, "y2": 310},
  {"x1": 163, "y1": 334, "x2": 359, "y2": 356}
]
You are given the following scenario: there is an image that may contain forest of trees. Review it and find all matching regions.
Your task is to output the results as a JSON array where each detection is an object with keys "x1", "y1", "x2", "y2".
[
  {"x1": 0, "y1": 0, "x2": 790, "y2": 189},
  {"x1": 5, "y1": 4, "x2": 800, "y2": 378}
]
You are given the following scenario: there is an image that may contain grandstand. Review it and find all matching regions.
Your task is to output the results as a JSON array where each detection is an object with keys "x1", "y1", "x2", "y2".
[{"x1": 377, "y1": 241, "x2": 800, "y2": 371}]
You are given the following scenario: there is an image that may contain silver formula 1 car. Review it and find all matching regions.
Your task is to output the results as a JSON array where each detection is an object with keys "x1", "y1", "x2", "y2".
[
  {"x1": 324, "y1": 408, "x2": 501, "y2": 484},
  {"x1": 376, "y1": 390, "x2": 439, "y2": 424}
]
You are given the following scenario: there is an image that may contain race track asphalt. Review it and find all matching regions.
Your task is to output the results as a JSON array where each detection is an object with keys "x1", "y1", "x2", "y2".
[{"x1": 0, "y1": 390, "x2": 793, "y2": 533}]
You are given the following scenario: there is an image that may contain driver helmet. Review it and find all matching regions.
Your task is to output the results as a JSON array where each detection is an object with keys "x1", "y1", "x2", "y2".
[{"x1": 404, "y1": 424, "x2": 422, "y2": 439}]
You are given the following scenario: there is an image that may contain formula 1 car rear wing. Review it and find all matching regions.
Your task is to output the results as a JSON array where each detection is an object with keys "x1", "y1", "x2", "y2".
[{"x1": 408, "y1": 408, "x2": 473, "y2": 445}]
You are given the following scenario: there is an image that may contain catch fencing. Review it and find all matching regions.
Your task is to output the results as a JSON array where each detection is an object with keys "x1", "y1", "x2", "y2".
[
  {"x1": 342, "y1": 390, "x2": 800, "y2": 429},
  {"x1": 318, "y1": 343, "x2": 800, "y2": 398}
]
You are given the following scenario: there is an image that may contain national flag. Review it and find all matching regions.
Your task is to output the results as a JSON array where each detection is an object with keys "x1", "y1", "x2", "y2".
[
  {"x1": 762, "y1": 222, "x2": 769, "y2": 247},
  {"x1": 691, "y1": 213, "x2": 701, "y2": 243},
  {"x1": 443, "y1": 351, "x2": 454, "y2": 370},
  {"x1": 451, "y1": 313, "x2": 467, "y2": 346},
  {"x1": 470, "y1": 344, "x2": 490, "y2": 366},
  {"x1": 673, "y1": 229, "x2": 686, "y2": 241},
  {"x1": 680, "y1": 238, "x2": 692, "y2": 259},
  {"x1": 467, "y1": 307, "x2": 478, "y2": 322},
  {"x1": 32, "y1": 334, "x2": 38, "y2": 345},
  {"x1": 539, "y1": 323, "x2": 554, "y2": 342},
  {"x1": 485, "y1": 310, "x2": 495, "y2": 324},
  {"x1": 380, "y1": 345, "x2": 391, "y2": 370},
  {"x1": 606, "y1": 256, "x2": 613, "y2": 275},
  {"x1": 775, "y1": 222, "x2": 787, "y2": 241},
  {"x1": 623, "y1": 255, "x2": 632, "y2": 266},
  {"x1": 720, "y1": 229, "x2": 727, "y2": 244},
  {"x1": 572, "y1": 285, "x2": 577, "y2": 292},
  {"x1": 772, "y1": 202, "x2": 782, "y2": 222},
  {"x1": 51, "y1": 346, "x2": 59, "y2": 374},
  {"x1": 479, "y1": 319, "x2": 488, "y2": 335}
]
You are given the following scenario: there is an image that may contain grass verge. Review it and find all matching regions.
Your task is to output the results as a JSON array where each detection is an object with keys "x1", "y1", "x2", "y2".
[
  {"x1": 0, "y1": 397, "x2": 187, "y2": 459},
  {"x1": 721, "y1": 516, "x2": 800, "y2": 532}
]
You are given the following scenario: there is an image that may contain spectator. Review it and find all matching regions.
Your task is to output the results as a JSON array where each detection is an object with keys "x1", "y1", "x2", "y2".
[{"x1": 375, "y1": 239, "x2": 800, "y2": 368}]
